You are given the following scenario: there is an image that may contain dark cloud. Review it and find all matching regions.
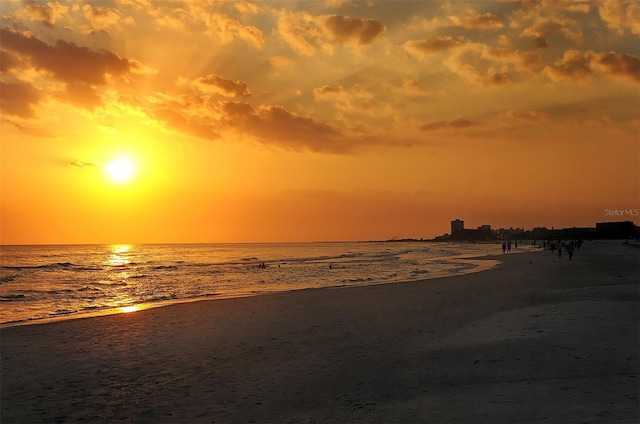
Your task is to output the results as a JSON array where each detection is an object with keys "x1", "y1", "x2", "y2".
[
  {"x1": 277, "y1": 12, "x2": 385, "y2": 55},
  {"x1": 533, "y1": 36, "x2": 547, "y2": 49},
  {"x1": 404, "y1": 36, "x2": 467, "y2": 56},
  {"x1": 312, "y1": 84, "x2": 344, "y2": 98},
  {"x1": 592, "y1": 51, "x2": 640, "y2": 83},
  {"x1": 65, "y1": 82, "x2": 103, "y2": 110},
  {"x1": 0, "y1": 27, "x2": 140, "y2": 86},
  {"x1": 0, "y1": 80, "x2": 41, "y2": 118},
  {"x1": 195, "y1": 74, "x2": 251, "y2": 97},
  {"x1": 323, "y1": 15, "x2": 386, "y2": 45},
  {"x1": 222, "y1": 102, "x2": 351, "y2": 153},
  {"x1": 544, "y1": 49, "x2": 593, "y2": 82},
  {"x1": 487, "y1": 68, "x2": 511, "y2": 85},
  {"x1": 420, "y1": 117, "x2": 477, "y2": 131},
  {"x1": 0, "y1": 49, "x2": 20, "y2": 72},
  {"x1": 545, "y1": 49, "x2": 639, "y2": 84},
  {"x1": 153, "y1": 107, "x2": 221, "y2": 141}
]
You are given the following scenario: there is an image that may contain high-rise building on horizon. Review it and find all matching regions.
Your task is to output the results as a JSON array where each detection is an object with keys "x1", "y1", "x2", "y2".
[{"x1": 451, "y1": 219, "x2": 464, "y2": 235}]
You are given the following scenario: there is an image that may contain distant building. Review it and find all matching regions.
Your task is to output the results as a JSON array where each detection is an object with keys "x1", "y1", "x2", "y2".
[
  {"x1": 451, "y1": 219, "x2": 464, "y2": 236},
  {"x1": 596, "y1": 221, "x2": 636, "y2": 239},
  {"x1": 478, "y1": 225, "x2": 491, "y2": 232}
]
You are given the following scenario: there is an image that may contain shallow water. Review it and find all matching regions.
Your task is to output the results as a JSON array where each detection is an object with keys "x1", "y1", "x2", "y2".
[{"x1": 0, "y1": 241, "x2": 517, "y2": 326}]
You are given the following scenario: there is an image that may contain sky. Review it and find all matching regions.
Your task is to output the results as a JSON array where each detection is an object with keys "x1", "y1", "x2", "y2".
[{"x1": 1, "y1": 0, "x2": 639, "y2": 244}]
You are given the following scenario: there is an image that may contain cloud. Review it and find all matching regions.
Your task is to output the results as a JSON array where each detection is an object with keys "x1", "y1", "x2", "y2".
[
  {"x1": 481, "y1": 47, "x2": 542, "y2": 73},
  {"x1": 277, "y1": 11, "x2": 385, "y2": 56},
  {"x1": 205, "y1": 13, "x2": 264, "y2": 49},
  {"x1": 323, "y1": 15, "x2": 386, "y2": 45},
  {"x1": 313, "y1": 84, "x2": 384, "y2": 115},
  {"x1": 591, "y1": 51, "x2": 640, "y2": 83},
  {"x1": 0, "y1": 28, "x2": 141, "y2": 86},
  {"x1": 403, "y1": 36, "x2": 467, "y2": 57},
  {"x1": 440, "y1": 43, "x2": 540, "y2": 86},
  {"x1": 81, "y1": 4, "x2": 133, "y2": 33},
  {"x1": 144, "y1": 97, "x2": 220, "y2": 142},
  {"x1": 4, "y1": 119, "x2": 55, "y2": 138},
  {"x1": 598, "y1": 0, "x2": 640, "y2": 35},
  {"x1": 449, "y1": 12, "x2": 504, "y2": 30},
  {"x1": 545, "y1": 49, "x2": 640, "y2": 84},
  {"x1": 151, "y1": 104, "x2": 221, "y2": 141},
  {"x1": 0, "y1": 80, "x2": 41, "y2": 118},
  {"x1": 277, "y1": 12, "x2": 320, "y2": 56},
  {"x1": 234, "y1": 1, "x2": 260, "y2": 16},
  {"x1": 180, "y1": 74, "x2": 251, "y2": 98},
  {"x1": 69, "y1": 160, "x2": 98, "y2": 168},
  {"x1": 420, "y1": 117, "x2": 477, "y2": 131},
  {"x1": 312, "y1": 84, "x2": 376, "y2": 113},
  {"x1": 313, "y1": 84, "x2": 344, "y2": 99},
  {"x1": 198, "y1": 75, "x2": 251, "y2": 97},
  {"x1": 503, "y1": 110, "x2": 549, "y2": 122},
  {"x1": 0, "y1": 27, "x2": 144, "y2": 109},
  {"x1": 18, "y1": 0, "x2": 69, "y2": 27},
  {"x1": 405, "y1": 34, "x2": 542, "y2": 86},
  {"x1": 520, "y1": 19, "x2": 583, "y2": 48},
  {"x1": 0, "y1": 49, "x2": 20, "y2": 73},
  {"x1": 222, "y1": 102, "x2": 351, "y2": 153},
  {"x1": 544, "y1": 49, "x2": 593, "y2": 82},
  {"x1": 403, "y1": 79, "x2": 426, "y2": 93}
]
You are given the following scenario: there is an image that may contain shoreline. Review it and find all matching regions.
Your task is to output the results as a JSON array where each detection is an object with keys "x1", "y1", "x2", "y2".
[
  {"x1": 2, "y1": 242, "x2": 638, "y2": 423},
  {"x1": 0, "y1": 249, "x2": 507, "y2": 329}
]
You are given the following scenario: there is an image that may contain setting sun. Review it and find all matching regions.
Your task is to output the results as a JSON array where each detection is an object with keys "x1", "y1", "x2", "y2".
[{"x1": 105, "y1": 157, "x2": 135, "y2": 183}]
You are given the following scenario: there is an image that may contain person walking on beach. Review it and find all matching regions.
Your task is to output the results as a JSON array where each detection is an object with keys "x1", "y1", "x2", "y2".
[
  {"x1": 502, "y1": 242, "x2": 507, "y2": 254},
  {"x1": 567, "y1": 243, "x2": 574, "y2": 261},
  {"x1": 507, "y1": 241, "x2": 512, "y2": 253}
]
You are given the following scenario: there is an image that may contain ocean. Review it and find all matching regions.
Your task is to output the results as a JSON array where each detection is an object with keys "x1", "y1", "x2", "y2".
[{"x1": 0, "y1": 242, "x2": 516, "y2": 326}]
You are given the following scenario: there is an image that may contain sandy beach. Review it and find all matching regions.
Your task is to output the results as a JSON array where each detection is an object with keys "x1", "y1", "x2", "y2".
[{"x1": 2, "y1": 242, "x2": 638, "y2": 423}]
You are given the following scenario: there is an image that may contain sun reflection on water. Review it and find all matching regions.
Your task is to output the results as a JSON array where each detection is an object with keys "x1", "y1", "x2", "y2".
[
  {"x1": 120, "y1": 305, "x2": 139, "y2": 313},
  {"x1": 107, "y1": 244, "x2": 133, "y2": 267}
]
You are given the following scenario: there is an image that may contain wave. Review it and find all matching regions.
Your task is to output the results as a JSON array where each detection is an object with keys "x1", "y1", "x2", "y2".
[
  {"x1": 0, "y1": 294, "x2": 27, "y2": 302},
  {"x1": 77, "y1": 286, "x2": 102, "y2": 292},
  {"x1": 1, "y1": 262, "x2": 75, "y2": 270},
  {"x1": 152, "y1": 265, "x2": 178, "y2": 270},
  {"x1": 0, "y1": 274, "x2": 17, "y2": 283}
]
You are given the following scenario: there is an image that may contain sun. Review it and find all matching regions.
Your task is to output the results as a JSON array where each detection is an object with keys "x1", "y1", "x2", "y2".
[{"x1": 105, "y1": 157, "x2": 135, "y2": 183}]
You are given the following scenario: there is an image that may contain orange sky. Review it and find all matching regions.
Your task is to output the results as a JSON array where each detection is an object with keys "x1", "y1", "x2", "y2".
[{"x1": 1, "y1": 0, "x2": 639, "y2": 244}]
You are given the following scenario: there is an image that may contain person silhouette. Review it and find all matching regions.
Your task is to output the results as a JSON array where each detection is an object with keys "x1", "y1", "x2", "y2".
[{"x1": 567, "y1": 243, "x2": 574, "y2": 261}]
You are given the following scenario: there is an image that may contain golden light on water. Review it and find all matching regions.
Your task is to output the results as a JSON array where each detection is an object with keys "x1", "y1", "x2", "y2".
[
  {"x1": 120, "y1": 305, "x2": 140, "y2": 313},
  {"x1": 108, "y1": 244, "x2": 133, "y2": 267},
  {"x1": 112, "y1": 244, "x2": 132, "y2": 254}
]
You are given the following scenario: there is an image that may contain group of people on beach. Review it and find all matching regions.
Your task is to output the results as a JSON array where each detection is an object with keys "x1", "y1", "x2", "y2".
[
  {"x1": 543, "y1": 239, "x2": 583, "y2": 261},
  {"x1": 501, "y1": 241, "x2": 517, "y2": 254}
]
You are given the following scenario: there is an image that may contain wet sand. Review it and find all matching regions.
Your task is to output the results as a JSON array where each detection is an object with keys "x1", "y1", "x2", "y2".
[{"x1": 1, "y1": 242, "x2": 638, "y2": 423}]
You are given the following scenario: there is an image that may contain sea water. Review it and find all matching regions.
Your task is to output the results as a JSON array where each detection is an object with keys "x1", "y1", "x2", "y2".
[{"x1": 0, "y1": 242, "x2": 517, "y2": 326}]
